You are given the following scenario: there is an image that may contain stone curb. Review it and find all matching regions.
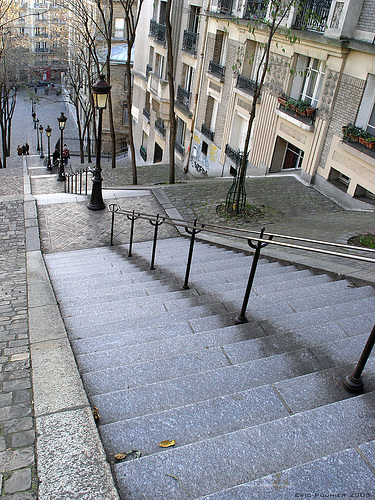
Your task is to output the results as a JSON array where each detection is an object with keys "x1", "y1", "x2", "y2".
[{"x1": 24, "y1": 158, "x2": 119, "y2": 499}]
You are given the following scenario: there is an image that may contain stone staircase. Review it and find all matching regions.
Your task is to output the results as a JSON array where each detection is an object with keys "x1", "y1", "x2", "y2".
[{"x1": 44, "y1": 237, "x2": 375, "y2": 499}]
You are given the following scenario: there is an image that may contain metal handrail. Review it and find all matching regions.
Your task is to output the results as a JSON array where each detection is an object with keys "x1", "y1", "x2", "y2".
[
  {"x1": 108, "y1": 205, "x2": 375, "y2": 393},
  {"x1": 109, "y1": 206, "x2": 375, "y2": 263}
]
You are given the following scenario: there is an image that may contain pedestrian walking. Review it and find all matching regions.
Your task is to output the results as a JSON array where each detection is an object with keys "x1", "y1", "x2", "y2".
[
  {"x1": 25, "y1": 143, "x2": 30, "y2": 155},
  {"x1": 62, "y1": 144, "x2": 70, "y2": 166},
  {"x1": 17, "y1": 145, "x2": 22, "y2": 155}
]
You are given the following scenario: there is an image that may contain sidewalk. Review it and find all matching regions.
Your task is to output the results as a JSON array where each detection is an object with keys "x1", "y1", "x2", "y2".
[{"x1": 0, "y1": 91, "x2": 374, "y2": 498}]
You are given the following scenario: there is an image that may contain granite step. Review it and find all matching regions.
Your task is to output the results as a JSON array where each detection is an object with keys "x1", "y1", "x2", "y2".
[
  {"x1": 112, "y1": 392, "x2": 375, "y2": 499},
  {"x1": 89, "y1": 329, "x2": 375, "y2": 426},
  {"x1": 197, "y1": 441, "x2": 375, "y2": 499},
  {"x1": 98, "y1": 358, "x2": 375, "y2": 462}
]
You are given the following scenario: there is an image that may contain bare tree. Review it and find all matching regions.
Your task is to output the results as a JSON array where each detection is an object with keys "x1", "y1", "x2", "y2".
[
  {"x1": 226, "y1": 0, "x2": 310, "y2": 214},
  {"x1": 63, "y1": 0, "x2": 116, "y2": 167},
  {"x1": 118, "y1": 0, "x2": 145, "y2": 185},
  {"x1": 165, "y1": 0, "x2": 176, "y2": 184}
]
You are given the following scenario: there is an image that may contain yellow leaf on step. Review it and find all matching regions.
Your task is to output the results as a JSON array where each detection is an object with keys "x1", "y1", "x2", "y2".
[
  {"x1": 114, "y1": 453, "x2": 127, "y2": 460},
  {"x1": 159, "y1": 440, "x2": 176, "y2": 448}
]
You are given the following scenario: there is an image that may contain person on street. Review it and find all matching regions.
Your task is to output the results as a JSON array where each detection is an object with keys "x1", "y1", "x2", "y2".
[{"x1": 62, "y1": 144, "x2": 70, "y2": 166}]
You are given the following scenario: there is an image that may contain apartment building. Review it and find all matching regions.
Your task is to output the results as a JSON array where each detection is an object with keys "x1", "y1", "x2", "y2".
[
  {"x1": 190, "y1": 0, "x2": 375, "y2": 207},
  {"x1": 132, "y1": 0, "x2": 185, "y2": 165},
  {"x1": 16, "y1": 0, "x2": 66, "y2": 84},
  {"x1": 131, "y1": 0, "x2": 375, "y2": 208}
]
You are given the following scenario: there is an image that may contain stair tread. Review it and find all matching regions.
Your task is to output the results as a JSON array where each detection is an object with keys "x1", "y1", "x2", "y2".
[{"x1": 112, "y1": 392, "x2": 375, "y2": 499}]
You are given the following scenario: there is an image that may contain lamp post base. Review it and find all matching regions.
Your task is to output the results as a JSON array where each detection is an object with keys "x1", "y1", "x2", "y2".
[{"x1": 87, "y1": 178, "x2": 105, "y2": 210}]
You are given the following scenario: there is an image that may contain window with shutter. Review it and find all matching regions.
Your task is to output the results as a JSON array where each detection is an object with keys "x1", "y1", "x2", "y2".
[{"x1": 356, "y1": 74, "x2": 375, "y2": 137}]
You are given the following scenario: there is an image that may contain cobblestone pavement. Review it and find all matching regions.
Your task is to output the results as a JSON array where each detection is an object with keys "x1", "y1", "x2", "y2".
[
  {"x1": 0, "y1": 154, "x2": 37, "y2": 497},
  {"x1": 37, "y1": 193, "x2": 178, "y2": 254}
]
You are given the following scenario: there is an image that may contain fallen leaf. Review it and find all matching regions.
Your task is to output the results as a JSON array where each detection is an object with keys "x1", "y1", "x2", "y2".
[
  {"x1": 92, "y1": 406, "x2": 100, "y2": 420},
  {"x1": 159, "y1": 440, "x2": 176, "y2": 448},
  {"x1": 114, "y1": 450, "x2": 142, "y2": 462}
]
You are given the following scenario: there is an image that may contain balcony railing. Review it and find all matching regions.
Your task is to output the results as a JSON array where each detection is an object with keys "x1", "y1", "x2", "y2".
[
  {"x1": 293, "y1": 0, "x2": 332, "y2": 32},
  {"x1": 225, "y1": 144, "x2": 246, "y2": 166},
  {"x1": 176, "y1": 85, "x2": 191, "y2": 110},
  {"x1": 146, "y1": 64, "x2": 152, "y2": 77},
  {"x1": 149, "y1": 19, "x2": 166, "y2": 44},
  {"x1": 201, "y1": 124, "x2": 215, "y2": 141},
  {"x1": 143, "y1": 108, "x2": 150, "y2": 122},
  {"x1": 140, "y1": 145, "x2": 147, "y2": 161},
  {"x1": 236, "y1": 74, "x2": 257, "y2": 96},
  {"x1": 208, "y1": 61, "x2": 225, "y2": 82},
  {"x1": 244, "y1": 0, "x2": 268, "y2": 19},
  {"x1": 175, "y1": 142, "x2": 185, "y2": 156},
  {"x1": 218, "y1": 0, "x2": 233, "y2": 15},
  {"x1": 155, "y1": 118, "x2": 166, "y2": 137},
  {"x1": 35, "y1": 47, "x2": 49, "y2": 52},
  {"x1": 182, "y1": 30, "x2": 198, "y2": 56}
]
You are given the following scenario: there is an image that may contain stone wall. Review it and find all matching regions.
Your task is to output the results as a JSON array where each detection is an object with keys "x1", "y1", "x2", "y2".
[
  {"x1": 357, "y1": 0, "x2": 375, "y2": 33},
  {"x1": 319, "y1": 73, "x2": 365, "y2": 170}
]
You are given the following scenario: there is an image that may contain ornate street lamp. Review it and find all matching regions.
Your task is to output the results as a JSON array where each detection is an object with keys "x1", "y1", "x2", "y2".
[
  {"x1": 45, "y1": 125, "x2": 52, "y2": 170},
  {"x1": 36, "y1": 118, "x2": 40, "y2": 152},
  {"x1": 57, "y1": 112, "x2": 67, "y2": 181},
  {"x1": 87, "y1": 74, "x2": 111, "y2": 210},
  {"x1": 32, "y1": 111, "x2": 36, "y2": 129},
  {"x1": 39, "y1": 124, "x2": 44, "y2": 158}
]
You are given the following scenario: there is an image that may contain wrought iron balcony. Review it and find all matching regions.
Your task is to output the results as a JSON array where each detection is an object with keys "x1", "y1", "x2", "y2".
[
  {"x1": 236, "y1": 74, "x2": 257, "y2": 96},
  {"x1": 149, "y1": 19, "x2": 166, "y2": 44},
  {"x1": 35, "y1": 47, "x2": 49, "y2": 52},
  {"x1": 146, "y1": 64, "x2": 152, "y2": 77},
  {"x1": 182, "y1": 30, "x2": 198, "y2": 56},
  {"x1": 243, "y1": 0, "x2": 268, "y2": 20},
  {"x1": 176, "y1": 85, "x2": 191, "y2": 110},
  {"x1": 143, "y1": 108, "x2": 150, "y2": 122},
  {"x1": 175, "y1": 142, "x2": 185, "y2": 156},
  {"x1": 218, "y1": 0, "x2": 233, "y2": 15},
  {"x1": 155, "y1": 118, "x2": 166, "y2": 137},
  {"x1": 201, "y1": 124, "x2": 215, "y2": 141},
  {"x1": 225, "y1": 144, "x2": 246, "y2": 166},
  {"x1": 293, "y1": 0, "x2": 332, "y2": 32},
  {"x1": 208, "y1": 61, "x2": 225, "y2": 82},
  {"x1": 140, "y1": 145, "x2": 147, "y2": 161}
]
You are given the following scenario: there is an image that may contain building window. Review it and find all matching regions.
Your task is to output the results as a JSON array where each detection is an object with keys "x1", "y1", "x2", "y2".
[
  {"x1": 202, "y1": 141, "x2": 208, "y2": 155},
  {"x1": 290, "y1": 56, "x2": 325, "y2": 107},
  {"x1": 123, "y1": 102, "x2": 128, "y2": 125},
  {"x1": 114, "y1": 18, "x2": 125, "y2": 38},
  {"x1": 204, "y1": 96, "x2": 218, "y2": 133},
  {"x1": 356, "y1": 74, "x2": 375, "y2": 137},
  {"x1": 176, "y1": 117, "x2": 186, "y2": 154},
  {"x1": 155, "y1": 53, "x2": 164, "y2": 79},
  {"x1": 283, "y1": 143, "x2": 304, "y2": 170},
  {"x1": 188, "y1": 6, "x2": 200, "y2": 33}
]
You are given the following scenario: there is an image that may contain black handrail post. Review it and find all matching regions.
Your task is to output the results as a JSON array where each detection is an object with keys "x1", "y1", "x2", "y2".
[
  {"x1": 235, "y1": 227, "x2": 269, "y2": 325},
  {"x1": 109, "y1": 203, "x2": 119, "y2": 246},
  {"x1": 182, "y1": 219, "x2": 203, "y2": 290},
  {"x1": 343, "y1": 324, "x2": 375, "y2": 394},
  {"x1": 150, "y1": 214, "x2": 163, "y2": 270},
  {"x1": 127, "y1": 210, "x2": 139, "y2": 257}
]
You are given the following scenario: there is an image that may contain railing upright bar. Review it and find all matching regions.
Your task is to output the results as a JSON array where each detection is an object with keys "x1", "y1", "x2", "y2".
[
  {"x1": 343, "y1": 324, "x2": 375, "y2": 394},
  {"x1": 85, "y1": 168, "x2": 88, "y2": 195},
  {"x1": 150, "y1": 214, "x2": 164, "y2": 270},
  {"x1": 182, "y1": 219, "x2": 203, "y2": 290},
  {"x1": 235, "y1": 227, "x2": 273, "y2": 324},
  {"x1": 127, "y1": 210, "x2": 139, "y2": 257},
  {"x1": 79, "y1": 170, "x2": 82, "y2": 195}
]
